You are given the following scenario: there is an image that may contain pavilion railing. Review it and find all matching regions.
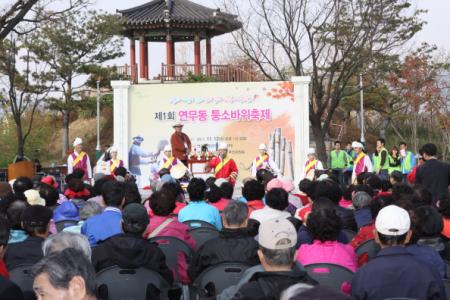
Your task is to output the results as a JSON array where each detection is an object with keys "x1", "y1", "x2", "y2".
[
  {"x1": 114, "y1": 64, "x2": 138, "y2": 84},
  {"x1": 160, "y1": 63, "x2": 266, "y2": 83}
]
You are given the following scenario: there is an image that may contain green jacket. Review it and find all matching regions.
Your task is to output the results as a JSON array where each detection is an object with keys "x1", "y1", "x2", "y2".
[{"x1": 330, "y1": 150, "x2": 348, "y2": 169}]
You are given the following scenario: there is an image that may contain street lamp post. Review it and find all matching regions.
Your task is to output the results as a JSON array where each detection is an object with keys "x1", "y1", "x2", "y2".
[
  {"x1": 96, "y1": 80, "x2": 102, "y2": 160},
  {"x1": 359, "y1": 73, "x2": 365, "y2": 143}
]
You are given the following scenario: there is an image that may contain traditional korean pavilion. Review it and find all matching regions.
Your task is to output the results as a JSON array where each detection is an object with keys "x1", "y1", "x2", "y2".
[{"x1": 117, "y1": 0, "x2": 259, "y2": 83}]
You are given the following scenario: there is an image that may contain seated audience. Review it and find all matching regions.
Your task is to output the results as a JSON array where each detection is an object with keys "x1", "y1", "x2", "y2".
[
  {"x1": 189, "y1": 201, "x2": 259, "y2": 280},
  {"x1": 297, "y1": 209, "x2": 358, "y2": 272},
  {"x1": 6, "y1": 200, "x2": 28, "y2": 244},
  {"x1": 407, "y1": 205, "x2": 448, "y2": 277},
  {"x1": 231, "y1": 218, "x2": 317, "y2": 300},
  {"x1": 32, "y1": 249, "x2": 96, "y2": 300},
  {"x1": 12, "y1": 177, "x2": 33, "y2": 201},
  {"x1": 351, "y1": 205, "x2": 445, "y2": 300},
  {"x1": 81, "y1": 181, "x2": 125, "y2": 246},
  {"x1": 390, "y1": 171, "x2": 403, "y2": 186},
  {"x1": 145, "y1": 189, "x2": 195, "y2": 283},
  {"x1": 42, "y1": 232, "x2": 91, "y2": 259},
  {"x1": 352, "y1": 192, "x2": 373, "y2": 229},
  {"x1": 220, "y1": 181, "x2": 234, "y2": 201},
  {"x1": 242, "y1": 180, "x2": 265, "y2": 214},
  {"x1": 412, "y1": 184, "x2": 433, "y2": 206},
  {"x1": 314, "y1": 179, "x2": 357, "y2": 231},
  {"x1": 206, "y1": 183, "x2": 228, "y2": 212},
  {"x1": 281, "y1": 284, "x2": 353, "y2": 300},
  {"x1": 64, "y1": 178, "x2": 91, "y2": 200},
  {"x1": 64, "y1": 201, "x2": 102, "y2": 234},
  {"x1": 24, "y1": 189, "x2": 46, "y2": 206},
  {"x1": 123, "y1": 181, "x2": 142, "y2": 206},
  {"x1": 5, "y1": 205, "x2": 52, "y2": 270},
  {"x1": 351, "y1": 198, "x2": 382, "y2": 249},
  {"x1": 438, "y1": 193, "x2": 450, "y2": 240},
  {"x1": 0, "y1": 217, "x2": 10, "y2": 278},
  {"x1": 249, "y1": 188, "x2": 291, "y2": 223},
  {"x1": 53, "y1": 201, "x2": 80, "y2": 232},
  {"x1": 91, "y1": 203, "x2": 173, "y2": 284},
  {"x1": 38, "y1": 184, "x2": 59, "y2": 210},
  {"x1": 178, "y1": 178, "x2": 222, "y2": 230}
]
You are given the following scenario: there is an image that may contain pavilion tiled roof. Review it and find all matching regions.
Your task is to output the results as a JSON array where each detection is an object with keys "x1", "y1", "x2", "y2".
[{"x1": 118, "y1": 0, "x2": 241, "y2": 30}]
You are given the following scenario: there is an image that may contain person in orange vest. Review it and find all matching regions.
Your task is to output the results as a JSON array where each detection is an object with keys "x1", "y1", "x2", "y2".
[
  {"x1": 251, "y1": 144, "x2": 281, "y2": 177},
  {"x1": 303, "y1": 148, "x2": 323, "y2": 180},
  {"x1": 107, "y1": 146, "x2": 124, "y2": 175},
  {"x1": 205, "y1": 142, "x2": 238, "y2": 185},
  {"x1": 67, "y1": 137, "x2": 92, "y2": 181},
  {"x1": 351, "y1": 141, "x2": 373, "y2": 184}
]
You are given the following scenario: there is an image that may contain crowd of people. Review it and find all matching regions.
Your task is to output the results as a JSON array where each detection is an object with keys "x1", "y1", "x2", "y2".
[{"x1": 0, "y1": 140, "x2": 448, "y2": 300}]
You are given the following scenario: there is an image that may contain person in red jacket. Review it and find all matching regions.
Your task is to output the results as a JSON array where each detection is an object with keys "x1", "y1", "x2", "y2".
[{"x1": 206, "y1": 142, "x2": 238, "y2": 186}]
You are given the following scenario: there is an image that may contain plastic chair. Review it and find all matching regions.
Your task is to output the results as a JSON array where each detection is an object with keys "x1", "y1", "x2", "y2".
[
  {"x1": 303, "y1": 263, "x2": 354, "y2": 290},
  {"x1": 9, "y1": 264, "x2": 35, "y2": 299},
  {"x1": 342, "y1": 229, "x2": 357, "y2": 242},
  {"x1": 189, "y1": 227, "x2": 220, "y2": 250},
  {"x1": 148, "y1": 236, "x2": 193, "y2": 282},
  {"x1": 96, "y1": 266, "x2": 170, "y2": 300},
  {"x1": 192, "y1": 262, "x2": 251, "y2": 299},
  {"x1": 183, "y1": 220, "x2": 217, "y2": 230},
  {"x1": 355, "y1": 239, "x2": 381, "y2": 260},
  {"x1": 55, "y1": 220, "x2": 79, "y2": 232}
]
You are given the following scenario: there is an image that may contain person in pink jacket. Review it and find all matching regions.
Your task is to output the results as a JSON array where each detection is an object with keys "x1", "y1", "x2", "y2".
[
  {"x1": 297, "y1": 208, "x2": 358, "y2": 272},
  {"x1": 144, "y1": 189, "x2": 195, "y2": 283}
]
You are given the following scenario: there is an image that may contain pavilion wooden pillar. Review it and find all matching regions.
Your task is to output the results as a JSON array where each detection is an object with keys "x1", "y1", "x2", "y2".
[
  {"x1": 166, "y1": 34, "x2": 174, "y2": 77},
  {"x1": 139, "y1": 36, "x2": 146, "y2": 80},
  {"x1": 144, "y1": 40, "x2": 149, "y2": 79},
  {"x1": 206, "y1": 37, "x2": 212, "y2": 76},
  {"x1": 194, "y1": 34, "x2": 201, "y2": 75},
  {"x1": 130, "y1": 39, "x2": 136, "y2": 82}
]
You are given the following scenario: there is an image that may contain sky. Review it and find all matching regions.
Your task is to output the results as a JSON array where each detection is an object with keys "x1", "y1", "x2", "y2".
[{"x1": 89, "y1": 0, "x2": 450, "y2": 78}]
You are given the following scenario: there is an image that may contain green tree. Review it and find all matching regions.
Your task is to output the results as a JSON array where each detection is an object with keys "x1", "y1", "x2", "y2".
[
  {"x1": 26, "y1": 9, "x2": 124, "y2": 158},
  {"x1": 0, "y1": 38, "x2": 53, "y2": 159}
]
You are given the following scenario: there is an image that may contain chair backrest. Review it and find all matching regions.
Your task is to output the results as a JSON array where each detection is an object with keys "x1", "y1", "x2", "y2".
[
  {"x1": 303, "y1": 263, "x2": 354, "y2": 290},
  {"x1": 355, "y1": 239, "x2": 381, "y2": 260},
  {"x1": 193, "y1": 262, "x2": 251, "y2": 298},
  {"x1": 55, "y1": 220, "x2": 79, "y2": 233},
  {"x1": 9, "y1": 264, "x2": 35, "y2": 298},
  {"x1": 443, "y1": 279, "x2": 450, "y2": 300},
  {"x1": 183, "y1": 220, "x2": 217, "y2": 230},
  {"x1": 189, "y1": 227, "x2": 220, "y2": 250},
  {"x1": 342, "y1": 229, "x2": 356, "y2": 242},
  {"x1": 148, "y1": 236, "x2": 194, "y2": 282},
  {"x1": 96, "y1": 266, "x2": 170, "y2": 300}
]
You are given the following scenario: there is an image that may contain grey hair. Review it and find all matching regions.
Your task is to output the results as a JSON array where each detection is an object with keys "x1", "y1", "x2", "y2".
[
  {"x1": 42, "y1": 232, "x2": 91, "y2": 260},
  {"x1": 223, "y1": 201, "x2": 248, "y2": 226},
  {"x1": 352, "y1": 191, "x2": 372, "y2": 209},
  {"x1": 260, "y1": 245, "x2": 296, "y2": 267},
  {"x1": 80, "y1": 201, "x2": 102, "y2": 220},
  {"x1": 32, "y1": 248, "x2": 96, "y2": 296},
  {"x1": 280, "y1": 283, "x2": 315, "y2": 300}
]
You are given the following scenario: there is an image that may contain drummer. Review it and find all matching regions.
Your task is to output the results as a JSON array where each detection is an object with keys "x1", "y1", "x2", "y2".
[{"x1": 158, "y1": 145, "x2": 186, "y2": 172}]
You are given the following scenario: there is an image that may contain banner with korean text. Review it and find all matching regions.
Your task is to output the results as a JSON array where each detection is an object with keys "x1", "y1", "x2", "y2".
[{"x1": 113, "y1": 78, "x2": 311, "y2": 184}]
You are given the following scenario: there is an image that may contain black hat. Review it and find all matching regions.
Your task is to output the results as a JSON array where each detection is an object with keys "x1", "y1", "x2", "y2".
[
  {"x1": 122, "y1": 203, "x2": 149, "y2": 227},
  {"x1": 21, "y1": 205, "x2": 53, "y2": 227}
]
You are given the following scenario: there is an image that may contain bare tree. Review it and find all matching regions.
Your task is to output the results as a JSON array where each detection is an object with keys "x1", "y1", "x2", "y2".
[
  {"x1": 0, "y1": 0, "x2": 88, "y2": 41},
  {"x1": 223, "y1": 0, "x2": 424, "y2": 163}
]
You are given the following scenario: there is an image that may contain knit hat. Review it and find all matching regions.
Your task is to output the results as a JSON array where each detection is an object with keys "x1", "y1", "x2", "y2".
[
  {"x1": 352, "y1": 191, "x2": 372, "y2": 209},
  {"x1": 22, "y1": 205, "x2": 53, "y2": 227},
  {"x1": 123, "y1": 203, "x2": 149, "y2": 228},
  {"x1": 266, "y1": 178, "x2": 294, "y2": 193},
  {"x1": 24, "y1": 189, "x2": 46, "y2": 206},
  {"x1": 259, "y1": 218, "x2": 297, "y2": 250},
  {"x1": 53, "y1": 201, "x2": 80, "y2": 223}
]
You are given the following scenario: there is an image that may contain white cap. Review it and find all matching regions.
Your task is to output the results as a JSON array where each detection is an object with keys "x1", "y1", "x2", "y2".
[
  {"x1": 24, "y1": 189, "x2": 46, "y2": 206},
  {"x1": 259, "y1": 144, "x2": 267, "y2": 150},
  {"x1": 352, "y1": 141, "x2": 363, "y2": 149},
  {"x1": 259, "y1": 218, "x2": 297, "y2": 250},
  {"x1": 163, "y1": 145, "x2": 172, "y2": 152},
  {"x1": 73, "y1": 137, "x2": 83, "y2": 147},
  {"x1": 307, "y1": 148, "x2": 315, "y2": 155},
  {"x1": 218, "y1": 142, "x2": 228, "y2": 150},
  {"x1": 375, "y1": 205, "x2": 410, "y2": 236},
  {"x1": 109, "y1": 146, "x2": 118, "y2": 153}
]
